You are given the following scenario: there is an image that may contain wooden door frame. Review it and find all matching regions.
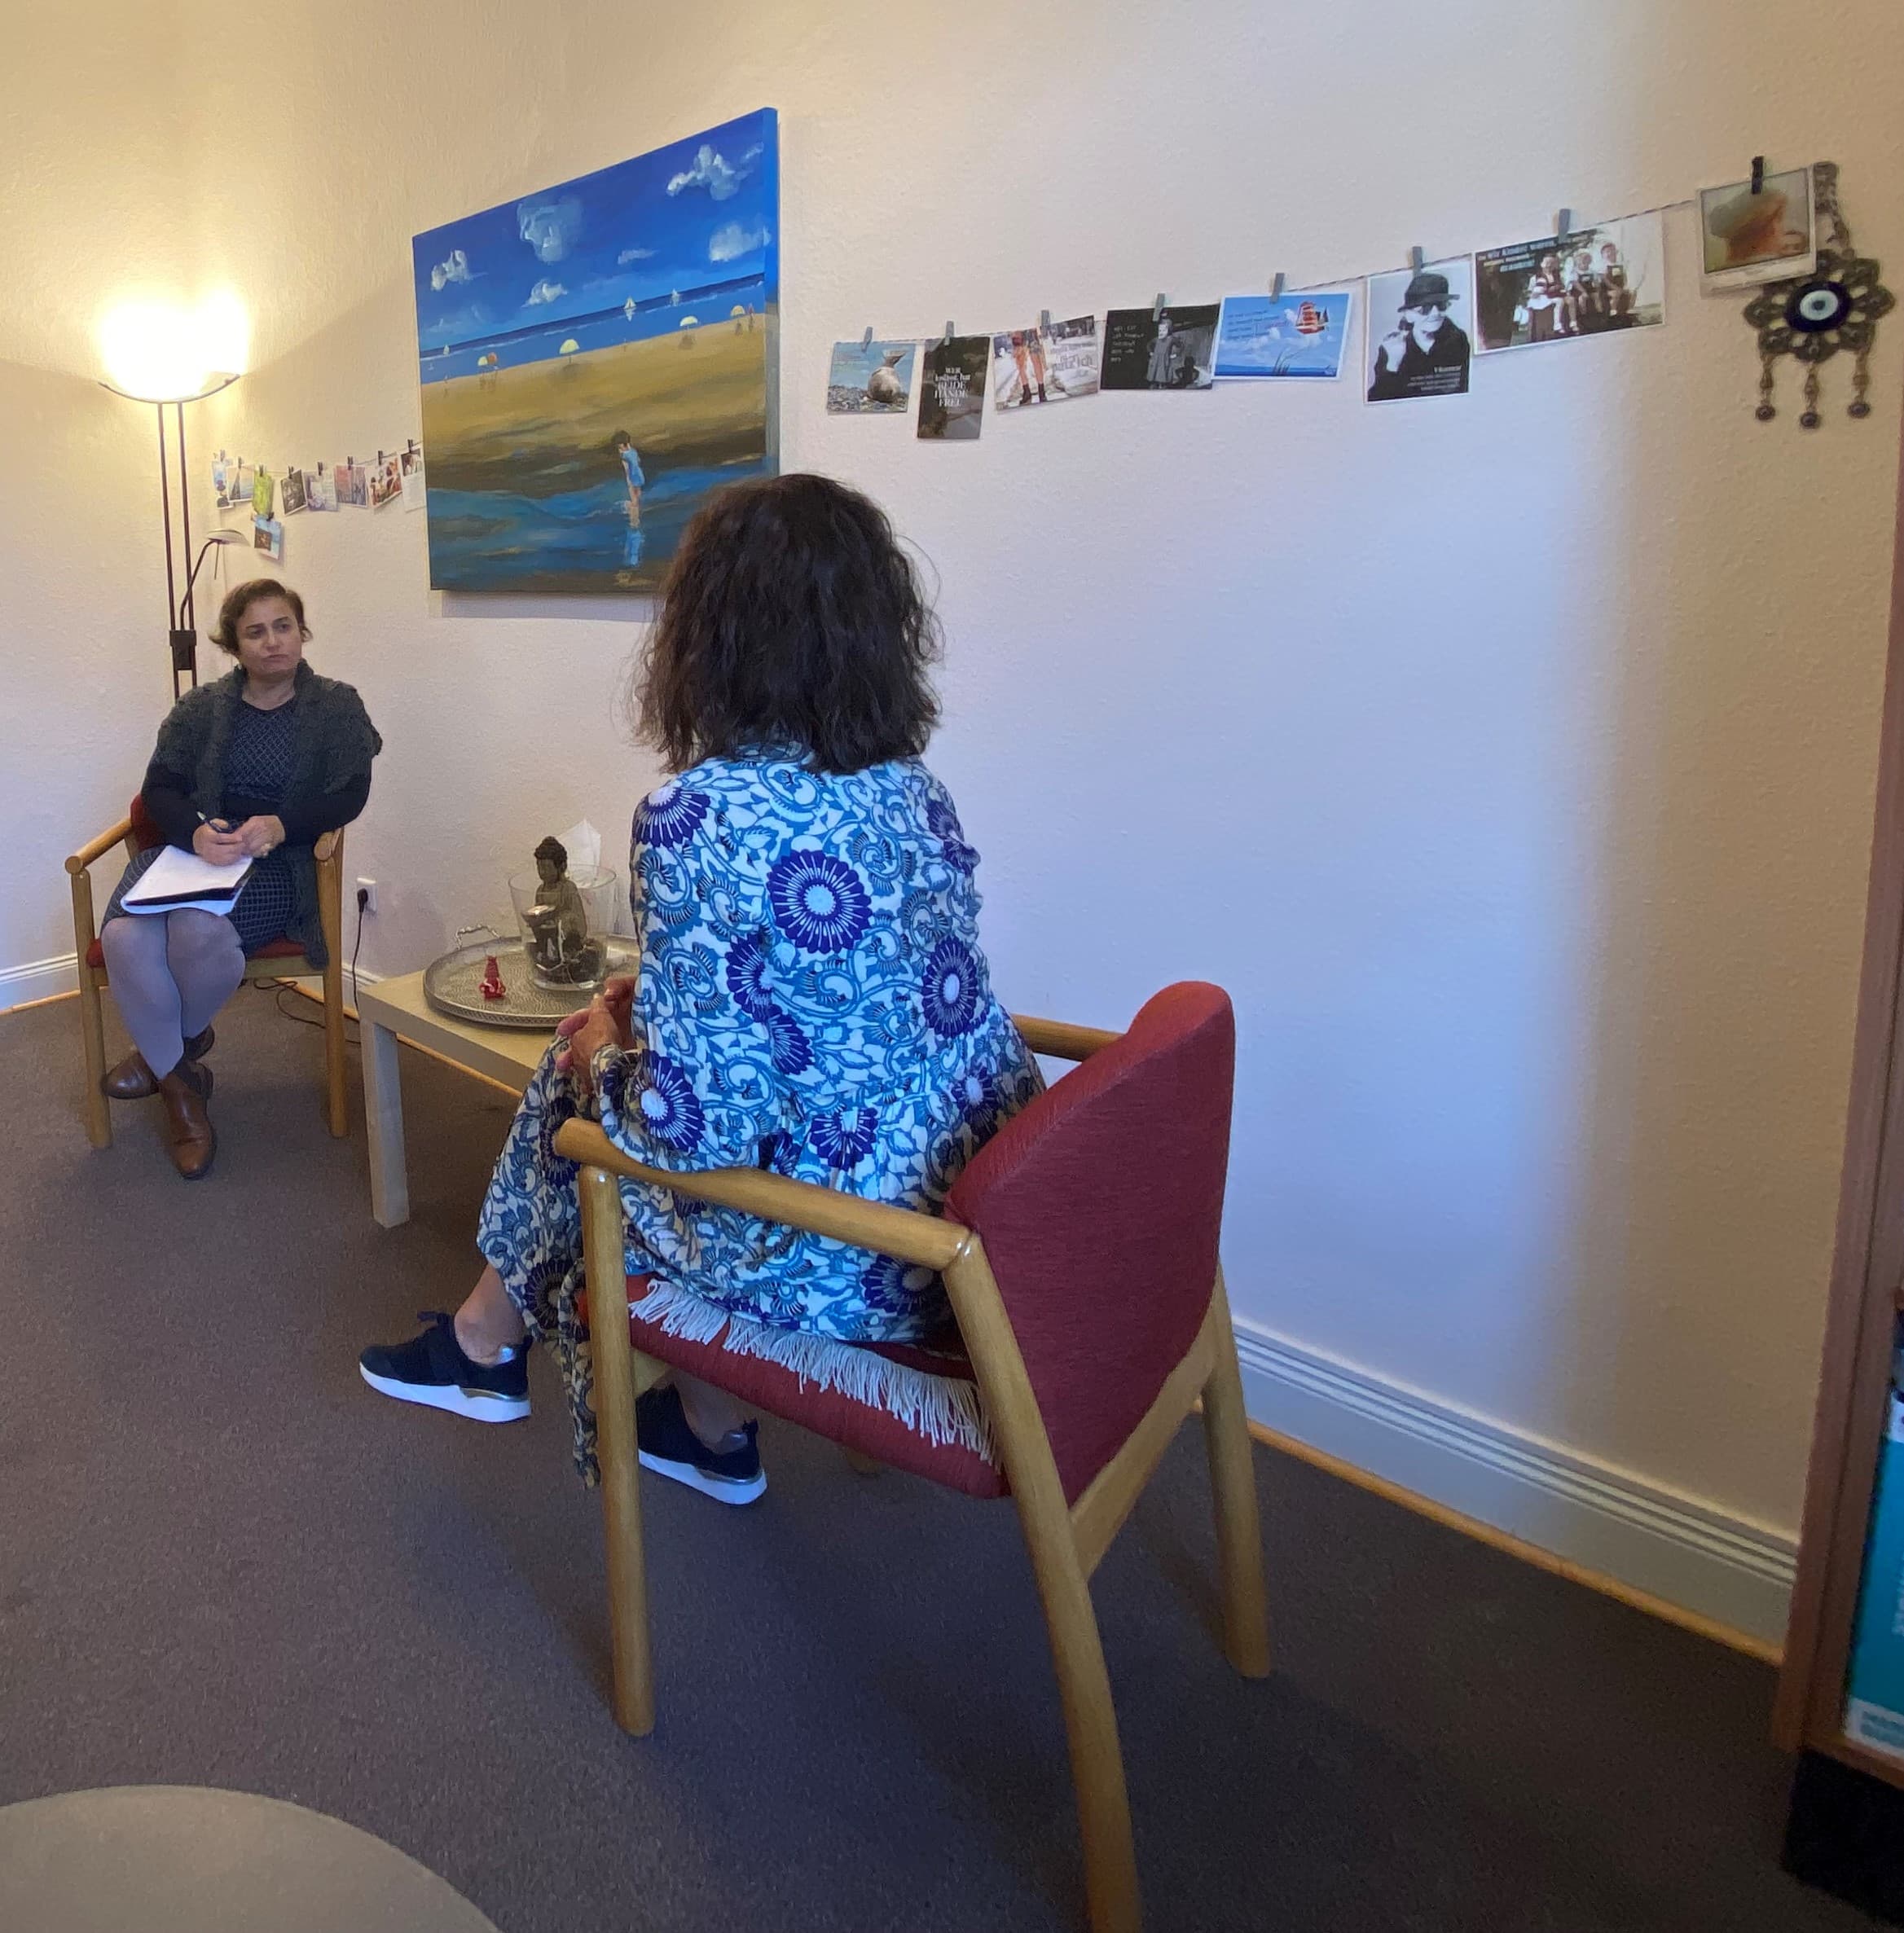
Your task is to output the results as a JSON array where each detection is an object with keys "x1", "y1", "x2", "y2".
[{"x1": 1775, "y1": 394, "x2": 1904, "y2": 1762}]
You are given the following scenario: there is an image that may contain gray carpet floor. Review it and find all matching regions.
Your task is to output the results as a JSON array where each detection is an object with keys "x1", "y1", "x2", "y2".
[{"x1": 0, "y1": 990, "x2": 1877, "y2": 1933}]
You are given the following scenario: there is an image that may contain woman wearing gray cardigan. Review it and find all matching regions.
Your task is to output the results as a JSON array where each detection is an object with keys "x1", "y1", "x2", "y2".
[{"x1": 99, "y1": 578, "x2": 381, "y2": 1179}]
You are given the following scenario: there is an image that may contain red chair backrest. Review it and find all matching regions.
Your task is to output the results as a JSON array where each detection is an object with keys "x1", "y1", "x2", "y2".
[
  {"x1": 943, "y1": 983, "x2": 1236, "y2": 1504},
  {"x1": 129, "y1": 795, "x2": 165, "y2": 853}
]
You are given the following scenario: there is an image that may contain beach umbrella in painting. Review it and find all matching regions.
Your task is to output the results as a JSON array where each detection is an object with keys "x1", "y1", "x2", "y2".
[
  {"x1": 678, "y1": 316, "x2": 699, "y2": 348},
  {"x1": 558, "y1": 337, "x2": 581, "y2": 374},
  {"x1": 732, "y1": 303, "x2": 747, "y2": 333}
]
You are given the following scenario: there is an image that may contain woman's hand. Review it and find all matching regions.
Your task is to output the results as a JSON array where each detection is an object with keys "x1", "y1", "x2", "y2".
[
  {"x1": 191, "y1": 820, "x2": 247, "y2": 864},
  {"x1": 232, "y1": 814, "x2": 287, "y2": 858},
  {"x1": 555, "y1": 986, "x2": 634, "y2": 1096}
]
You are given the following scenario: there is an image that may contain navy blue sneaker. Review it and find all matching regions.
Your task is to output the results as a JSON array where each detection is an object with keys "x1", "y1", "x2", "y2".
[
  {"x1": 637, "y1": 1384, "x2": 765, "y2": 1504},
  {"x1": 359, "y1": 1311, "x2": 530, "y2": 1423}
]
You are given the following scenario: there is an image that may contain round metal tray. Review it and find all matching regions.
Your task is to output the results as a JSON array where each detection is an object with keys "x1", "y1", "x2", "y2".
[{"x1": 422, "y1": 938, "x2": 640, "y2": 1030}]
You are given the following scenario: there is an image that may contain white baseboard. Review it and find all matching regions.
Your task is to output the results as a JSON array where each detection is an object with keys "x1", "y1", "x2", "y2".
[
  {"x1": 1233, "y1": 1318, "x2": 1796, "y2": 1650},
  {"x1": 0, "y1": 952, "x2": 78, "y2": 1012}
]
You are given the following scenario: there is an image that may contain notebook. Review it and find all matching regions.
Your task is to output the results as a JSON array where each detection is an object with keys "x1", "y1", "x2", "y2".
[{"x1": 121, "y1": 844, "x2": 253, "y2": 914}]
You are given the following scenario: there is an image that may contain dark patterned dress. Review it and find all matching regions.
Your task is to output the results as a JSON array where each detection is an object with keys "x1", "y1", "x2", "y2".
[
  {"x1": 104, "y1": 696, "x2": 300, "y2": 951},
  {"x1": 475, "y1": 754, "x2": 1044, "y2": 1478}
]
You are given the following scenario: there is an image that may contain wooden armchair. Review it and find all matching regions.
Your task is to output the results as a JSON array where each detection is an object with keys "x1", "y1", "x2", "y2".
[
  {"x1": 552, "y1": 982, "x2": 1269, "y2": 1933},
  {"x1": 66, "y1": 797, "x2": 349, "y2": 1148}
]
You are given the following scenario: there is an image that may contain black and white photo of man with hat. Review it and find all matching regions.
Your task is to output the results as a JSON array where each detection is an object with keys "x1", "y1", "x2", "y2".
[{"x1": 1365, "y1": 261, "x2": 1473, "y2": 402}]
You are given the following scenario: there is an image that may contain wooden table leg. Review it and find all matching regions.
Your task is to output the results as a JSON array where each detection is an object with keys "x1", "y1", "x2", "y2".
[{"x1": 362, "y1": 1017, "x2": 410, "y2": 1228}]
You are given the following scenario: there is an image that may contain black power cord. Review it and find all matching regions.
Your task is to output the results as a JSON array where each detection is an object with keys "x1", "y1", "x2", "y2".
[{"x1": 264, "y1": 886, "x2": 370, "y2": 1041}]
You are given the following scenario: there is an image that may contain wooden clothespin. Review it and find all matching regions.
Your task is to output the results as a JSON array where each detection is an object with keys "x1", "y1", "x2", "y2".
[
  {"x1": 862, "y1": 326, "x2": 873, "y2": 349},
  {"x1": 942, "y1": 320, "x2": 954, "y2": 345},
  {"x1": 1153, "y1": 292, "x2": 1167, "y2": 319},
  {"x1": 1039, "y1": 309, "x2": 1052, "y2": 332},
  {"x1": 1270, "y1": 272, "x2": 1286, "y2": 299},
  {"x1": 1751, "y1": 155, "x2": 1765, "y2": 195},
  {"x1": 1554, "y1": 208, "x2": 1572, "y2": 242},
  {"x1": 1409, "y1": 247, "x2": 1424, "y2": 274}
]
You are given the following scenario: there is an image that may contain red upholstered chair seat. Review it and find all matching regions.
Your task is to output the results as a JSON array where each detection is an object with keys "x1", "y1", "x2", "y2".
[
  {"x1": 618, "y1": 1278, "x2": 1008, "y2": 1499},
  {"x1": 86, "y1": 934, "x2": 305, "y2": 971}
]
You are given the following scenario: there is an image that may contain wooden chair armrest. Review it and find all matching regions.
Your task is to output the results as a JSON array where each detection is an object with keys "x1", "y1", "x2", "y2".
[
  {"x1": 313, "y1": 830, "x2": 341, "y2": 864},
  {"x1": 1011, "y1": 1013, "x2": 1120, "y2": 1062},
  {"x1": 552, "y1": 1119, "x2": 970, "y2": 1272},
  {"x1": 66, "y1": 818, "x2": 135, "y2": 876}
]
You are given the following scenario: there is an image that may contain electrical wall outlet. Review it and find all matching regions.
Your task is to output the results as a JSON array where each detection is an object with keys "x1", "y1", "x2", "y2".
[{"x1": 355, "y1": 877, "x2": 378, "y2": 914}]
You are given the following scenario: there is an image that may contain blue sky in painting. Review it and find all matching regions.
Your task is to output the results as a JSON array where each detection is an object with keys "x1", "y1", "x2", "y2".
[{"x1": 411, "y1": 109, "x2": 777, "y2": 366}]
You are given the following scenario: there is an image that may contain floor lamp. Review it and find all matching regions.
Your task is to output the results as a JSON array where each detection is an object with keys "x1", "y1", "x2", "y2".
[{"x1": 99, "y1": 371, "x2": 242, "y2": 703}]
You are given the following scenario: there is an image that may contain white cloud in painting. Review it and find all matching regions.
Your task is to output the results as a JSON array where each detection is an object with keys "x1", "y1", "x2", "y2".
[
  {"x1": 708, "y1": 220, "x2": 770, "y2": 262},
  {"x1": 617, "y1": 247, "x2": 655, "y2": 264},
  {"x1": 517, "y1": 194, "x2": 583, "y2": 262},
  {"x1": 667, "y1": 143, "x2": 745, "y2": 201},
  {"x1": 430, "y1": 248, "x2": 470, "y2": 291},
  {"x1": 526, "y1": 279, "x2": 567, "y2": 305}
]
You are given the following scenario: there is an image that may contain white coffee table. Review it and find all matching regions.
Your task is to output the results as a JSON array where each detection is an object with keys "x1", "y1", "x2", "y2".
[{"x1": 357, "y1": 966, "x2": 556, "y2": 1227}]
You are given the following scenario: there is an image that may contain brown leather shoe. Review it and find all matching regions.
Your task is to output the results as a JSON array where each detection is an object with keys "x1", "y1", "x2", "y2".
[
  {"x1": 158, "y1": 1059, "x2": 216, "y2": 1180},
  {"x1": 101, "y1": 1027, "x2": 215, "y2": 1101}
]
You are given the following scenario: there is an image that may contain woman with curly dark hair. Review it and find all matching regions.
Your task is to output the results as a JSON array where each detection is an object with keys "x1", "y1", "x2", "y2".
[
  {"x1": 362, "y1": 474, "x2": 1040, "y2": 1501},
  {"x1": 98, "y1": 579, "x2": 380, "y2": 1180}
]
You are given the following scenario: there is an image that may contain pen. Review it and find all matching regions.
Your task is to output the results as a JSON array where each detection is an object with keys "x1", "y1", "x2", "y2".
[{"x1": 196, "y1": 812, "x2": 235, "y2": 833}]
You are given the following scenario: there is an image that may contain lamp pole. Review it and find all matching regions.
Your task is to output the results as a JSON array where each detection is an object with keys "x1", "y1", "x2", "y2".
[{"x1": 101, "y1": 372, "x2": 240, "y2": 703}]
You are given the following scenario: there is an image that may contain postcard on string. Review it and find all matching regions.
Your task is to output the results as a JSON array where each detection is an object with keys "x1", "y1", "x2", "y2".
[
  {"x1": 1473, "y1": 213, "x2": 1665, "y2": 353},
  {"x1": 1364, "y1": 257, "x2": 1474, "y2": 402},
  {"x1": 368, "y1": 451, "x2": 403, "y2": 508},
  {"x1": 828, "y1": 339, "x2": 918, "y2": 415},
  {"x1": 280, "y1": 468, "x2": 309, "y2": 516},
  {"x1": 305, "y1": 464, "x2": 338, "y2": 512},
  {"x1": 1102, "y1": 305, "x2": 1218, "y2": 390},
  {"x1": 1214, "y1": 289, "x2": 1354, "y2": 380},
  {"x1": 1699, "y1": 168, "x2": 1815, "y2": 292},
  {"x1": 992, "y1": 315, "x2": 1101, "y2": 411},
  {"x1": 253, "y1": 515, "x2": 284, "y2": 560},
  {"x1": 917, "y1": 336, "x2": 989, "y2": 440}
]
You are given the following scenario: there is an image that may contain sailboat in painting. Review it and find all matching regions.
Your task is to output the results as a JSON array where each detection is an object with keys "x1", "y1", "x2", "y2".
[{"x1": 411, "y1": 109, "x2": 779, "y2": 594}]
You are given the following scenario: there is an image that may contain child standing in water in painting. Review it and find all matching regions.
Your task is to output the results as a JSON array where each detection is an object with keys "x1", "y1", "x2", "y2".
[{"x1": 615, "y1": 431, "x2": 644, "y2": 527}]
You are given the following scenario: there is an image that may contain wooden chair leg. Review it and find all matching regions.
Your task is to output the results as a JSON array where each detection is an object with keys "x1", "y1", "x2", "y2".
[
  {"x1": 69, "y1": 869, "x2": 112, "y2": 1149},
  {"x1": 77, "y1": 970, "x2": 112, "y2": 1150},
  {"x1": 1025, "y1": 1533, "x2": 1143, "y2": 1933},
  {"x1": 581, "y1": 1165, "x2": 655, "y2": 1736},
  {"x1": 321, "y1": 953, "x2": 347, "y2": 1137},
  {"x1": 1201, "y1": 1272, "x2": 1271, "y2": 1680},
  {"x1": 318, "y1": 870, "x2": 347, "y2": 1139}
]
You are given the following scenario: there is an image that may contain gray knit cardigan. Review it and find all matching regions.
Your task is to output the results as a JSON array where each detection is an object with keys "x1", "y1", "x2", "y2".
[{"x1": 146, "y1": 661, "x2": 382, "y2": 966}]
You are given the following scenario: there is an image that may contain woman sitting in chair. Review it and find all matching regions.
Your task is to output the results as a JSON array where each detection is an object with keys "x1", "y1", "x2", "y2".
[
  {"x1": 361, "y1": 474, "x2": 1041, "y2": 1503},
  {"x1": 99, "y1": 578, "x2": 381, "y2": 1180}
]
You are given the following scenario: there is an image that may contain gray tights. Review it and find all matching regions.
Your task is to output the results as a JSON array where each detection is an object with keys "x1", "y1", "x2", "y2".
[{"x1": 99, "y1": 910, "x2": 246, "y2": 1078}]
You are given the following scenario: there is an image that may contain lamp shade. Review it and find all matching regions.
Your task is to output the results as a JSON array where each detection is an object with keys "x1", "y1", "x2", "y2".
[{"x1": 99, "y1": 292, "x2": 248, "y2": 403}]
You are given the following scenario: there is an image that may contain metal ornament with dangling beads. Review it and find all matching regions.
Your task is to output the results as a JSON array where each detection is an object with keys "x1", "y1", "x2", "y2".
[{"x1": 1741, "y1": 161, "x2": 1893, "y2": 428}]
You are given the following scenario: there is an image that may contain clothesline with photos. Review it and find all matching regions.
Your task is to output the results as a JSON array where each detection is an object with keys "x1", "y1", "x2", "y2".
[
  {"x1": 207, "y1": 439, "x2": 426, "y2": 563},
  {"x1": 828, "y1": 158, "x2": 1890, "y2": 436}
]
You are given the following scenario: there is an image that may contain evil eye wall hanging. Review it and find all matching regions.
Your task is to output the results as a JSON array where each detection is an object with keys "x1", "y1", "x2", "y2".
[{"x1": 1742, "y1": 163, "x2": 1893, "y2": 428}]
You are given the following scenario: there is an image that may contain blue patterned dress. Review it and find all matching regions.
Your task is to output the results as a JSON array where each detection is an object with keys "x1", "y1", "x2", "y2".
[{"x1": 476, "y1": 753, "x2": 1042, "y2": 1477}]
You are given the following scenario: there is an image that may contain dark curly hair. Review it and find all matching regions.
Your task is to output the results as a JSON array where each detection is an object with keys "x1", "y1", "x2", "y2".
[
  {"x1": 209, "y1": 578, "x2": 310, "y2": 656},
  {"x1": 633, "y1": 473, "x2": 941, "y2": 775}
]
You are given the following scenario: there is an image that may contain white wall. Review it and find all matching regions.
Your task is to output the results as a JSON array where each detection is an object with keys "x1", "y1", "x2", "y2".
[{"x1": 6, "y1": 0, "x2": 1903, "y2": 1636}]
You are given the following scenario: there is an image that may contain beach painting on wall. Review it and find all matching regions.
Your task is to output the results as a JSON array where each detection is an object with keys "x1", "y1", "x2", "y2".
[{"x1": 411, "y1": 109, "x2": 779, "y2": 594}]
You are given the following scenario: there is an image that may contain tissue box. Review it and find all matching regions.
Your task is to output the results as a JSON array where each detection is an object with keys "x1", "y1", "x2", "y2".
[{"x1": 1845, "y1": 1393, "x2": 1904, "y2": 1763}]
